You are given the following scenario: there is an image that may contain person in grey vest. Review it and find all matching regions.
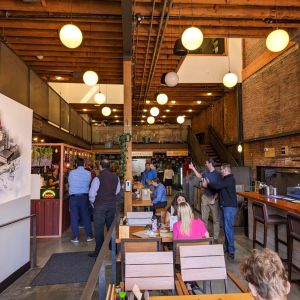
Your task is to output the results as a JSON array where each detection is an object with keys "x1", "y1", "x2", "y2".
[{"x1": 88, "y1": 159, "x2": 120, "y2": 257}]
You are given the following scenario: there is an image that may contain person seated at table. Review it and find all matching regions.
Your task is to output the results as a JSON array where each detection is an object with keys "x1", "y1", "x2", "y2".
[
  {"x1": 165, "y1": 192, "x2": 188, "y2": 225},
  {"x1": 173, "y1": 202, "x2": 209, "y2": 240},
  {"x1": 240, "y1": 248, "x2": 290, "y2": 300},
  {"x1": 150, "y1": 178, "x2": 167, "y2": 213}
]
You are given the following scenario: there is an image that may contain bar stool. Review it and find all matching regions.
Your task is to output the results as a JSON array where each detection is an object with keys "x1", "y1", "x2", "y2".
[
  {"x1": 287, "y1": 212, "x2": 300, "y2": 285},
  {"x1": 252, "y1": 201, "x2": 287, "y2": 251}
]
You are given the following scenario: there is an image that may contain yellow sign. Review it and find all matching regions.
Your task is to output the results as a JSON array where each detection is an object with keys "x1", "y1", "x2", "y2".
[
  {"x1": 42, "y1": 189, "x2": 56, "y2": 199},
  {"x1": 132, "y1": 151, "x2": 153, "y2": 157},
  {"x1": 264, "y1": 147, "x2": 275, "y2": 158},
  {"x1": 166, "y1": 150, "x2": 188, "y2": 157}
]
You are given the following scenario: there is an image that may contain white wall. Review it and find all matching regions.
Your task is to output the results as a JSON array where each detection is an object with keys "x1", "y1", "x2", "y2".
[
  {"x1": 0, "y1": 93, "x2": 32, "y2": 284},
  {"x1": 178, "y1": 38, "x2": 243, "y2": 83}
]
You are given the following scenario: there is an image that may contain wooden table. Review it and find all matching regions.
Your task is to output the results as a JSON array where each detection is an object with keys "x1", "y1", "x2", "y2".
[
  {"x1": 116, "y1": 225, "x2": 173, "y2": 244},
  {"x1": 237, "y1": 191, "x2": 300, "y2": 214},
  {"x1": 150, "y1": 293, "x2": 253, "y2": 300},
  {"x1": 132, "y1": 200, "x2": 153, "y2": 207}
]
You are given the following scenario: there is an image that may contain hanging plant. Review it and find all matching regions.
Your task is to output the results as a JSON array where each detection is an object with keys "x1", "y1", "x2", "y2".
[{"x1": 119, "y1": 133, "x2": 131, "y2": 178}]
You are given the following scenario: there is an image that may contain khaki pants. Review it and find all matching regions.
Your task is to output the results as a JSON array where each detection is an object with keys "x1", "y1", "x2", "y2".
[{"x1": 201, "y1": 194, "x2": 220, "y2": 240}]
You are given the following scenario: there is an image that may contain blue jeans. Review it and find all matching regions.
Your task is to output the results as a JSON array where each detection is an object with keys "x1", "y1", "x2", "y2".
[
  {"x1": 69, "y1": 194, "x2": 93, "y2": 239},
  {"x1": 222, "y1": 207, "x2": 237, "y2": 254}
]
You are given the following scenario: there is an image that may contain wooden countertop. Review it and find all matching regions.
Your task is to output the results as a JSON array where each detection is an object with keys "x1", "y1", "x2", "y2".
[
  {"x1": 150, "y1": 293, "x2": 253, "y2": 300},
  {"x1": 132, "y1": 200, "x2": 153, "y2": 207},
  {"x1": 237, "y1": 191, "x2": 300, "y2": 215}
]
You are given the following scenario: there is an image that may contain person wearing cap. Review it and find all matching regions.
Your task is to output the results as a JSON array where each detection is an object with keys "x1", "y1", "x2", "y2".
[{"x1": 189, "y1": 158, "x2": 221, "y2": 243}]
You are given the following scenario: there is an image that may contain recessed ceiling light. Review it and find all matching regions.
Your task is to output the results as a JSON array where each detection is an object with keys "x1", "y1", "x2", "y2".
[
  {"x1": 40, "y1": 139, "x2": 45, "y2": 143},
  {"x1": 92, "y1": 120, "x2": 96, "y2": 122},
  {"x1": 143, "y1": 109, "x2": 148, "y2": 112},
  {"x1": 166, "y1": 109, "x2": 170, "y2": 112},
  {"x1": 171, "y1": 100, "x2": 176, "y2": 104},
  {"x1": 142, "y1": 115, "x2": 146, "y2": 118},
  {"x1": 146, "y1": 100, "x2": 150, "y2": 104},
  {"x1": 162, "y1": 115, "x2": 166, "y2": 118},
  {"x1": 94, "y1": 123, "x2": 98, "y2": 126},
  {"x1": 113, "y1": 109, "x2": 117, "y2": 112},
  {"x1": 207, "y1": 92, "x2": 212, "y2": 96},
  {"x1": 197, "y1": 101, "x2": 202, "y2": 104},
  {"x1": 37, "y1": 55, "x2": 44, "y2": 60},
  {"x1": 83, "y1": 108, "x2": 87, "y2": 112},
  {"x1": 141, "y1": 120, "x2": 145, "y2": 123},
  {"x1": 116, "y1": 120, "x2": 119, "y2": 123},
  {"x1": 33, "y1": 137, "x2": 38, "y2": 141},
  {"x1": 56, "y1": 76, "x2": 62, "y2": 80},
  {"x1": 114, "y1": 115, "x2": 118, "y2": 118},
  {"x1": 188, "y1": 109, "x2": 192, "y2": 112},
  {"x1": 94, "y1": 104, "x2": 100, "y2": 107}
]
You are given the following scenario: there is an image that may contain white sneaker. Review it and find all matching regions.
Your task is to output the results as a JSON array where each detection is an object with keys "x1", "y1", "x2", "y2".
[
  {"x1": 86, "y1": 237, "x2": 94, "y2": 242},
  {"x1": 71, "y1": 238, "x2": 79, "y2": 243}
]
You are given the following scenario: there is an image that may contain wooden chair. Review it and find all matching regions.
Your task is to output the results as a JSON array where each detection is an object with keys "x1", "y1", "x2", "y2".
[
  {"x1": 172, "y1": 237, "x2": 214, "y2": 265},
  {"x1": 105, "y1": 284, "x2": 115, "y2": 300},
  {"x1": 178, "y1": 244, "x2": 248, "y2": 294},
  {"x1": 124, "y1": 251, "x2": 175, "y2": 292},
  {"x1": 120, "y1": 238, "x2": 161, "y2": 281}
]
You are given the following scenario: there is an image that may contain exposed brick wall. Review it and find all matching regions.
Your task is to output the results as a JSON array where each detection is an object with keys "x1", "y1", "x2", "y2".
[
  {"x1": 243, "y1": 44, "x2": 300, "y2": 140},
  {"x1": 243, "y1": 38, "x2": 266, "y2": 67},
  {"x1": 191, "y1": 91, "x2": 238, "y2": 144},
  {"x1": 244, "y1": 135, "x2": 300, "y2": 179}
]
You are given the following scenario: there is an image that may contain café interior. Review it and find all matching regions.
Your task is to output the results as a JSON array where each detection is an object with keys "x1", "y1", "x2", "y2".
[{"x1": 0, "y1": 1, "x2": 300, "y2": 300}]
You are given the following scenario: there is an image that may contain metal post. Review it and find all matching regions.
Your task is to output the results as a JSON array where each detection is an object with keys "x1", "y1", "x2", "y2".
[
  {"x1": 99, "y1": 262, "x2": 106, "y2": 300},
  {"x1": 31, "y1": 215, "x2": 37, "y2": 268},
  {"x1": 111, "y1": 227, "x2": 116, "y2": 285}
]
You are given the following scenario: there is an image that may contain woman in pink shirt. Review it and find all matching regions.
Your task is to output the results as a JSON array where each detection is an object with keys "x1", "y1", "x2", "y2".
[{"x1": 173, "y1": 202, "x2": 209, "y2": 239}]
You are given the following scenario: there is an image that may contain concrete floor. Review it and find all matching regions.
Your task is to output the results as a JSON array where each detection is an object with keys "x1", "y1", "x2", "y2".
[{"x1": 1, "y1": 208, "x2": 300, "y2": 299}]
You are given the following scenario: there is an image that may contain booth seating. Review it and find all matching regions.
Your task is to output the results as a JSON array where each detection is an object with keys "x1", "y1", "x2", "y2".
[
  {"x1": 252, "y1": 201, "x2": 287, "y2": 252},
  {"x1": 287, "y1": 212, "x2": 300, "y2": 285}
]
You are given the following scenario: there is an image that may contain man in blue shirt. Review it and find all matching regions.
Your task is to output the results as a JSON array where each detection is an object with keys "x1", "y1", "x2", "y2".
[
  {"x1": 189, "y1": 158, "x2": 222, "y2": 242},
  {"x1": 141, "y1": 162, "x2": 157, "y2": 187},
  {"x1": 150, "y1": 178, "x2": 167, "y2": 214},
  {"x1": 68, "y1": 158, "x2": 93, "y2": 243}
]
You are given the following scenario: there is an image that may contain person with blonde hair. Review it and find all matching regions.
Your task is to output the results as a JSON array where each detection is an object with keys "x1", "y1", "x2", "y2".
[
  {"x1": 240, "y1": 248, "x2": 290, "y2": 300},
  {"x1": 173, "y1": 202, "x2": 209, "y2": 240}
]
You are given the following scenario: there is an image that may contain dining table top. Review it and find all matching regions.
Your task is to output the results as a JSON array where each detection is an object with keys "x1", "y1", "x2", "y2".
[
  {"x1": 150, "y1": 293, "x2": 254, "y2": 300},
  {"x1": 132, "y1": 199, "x2": 153, "y2": 207}
]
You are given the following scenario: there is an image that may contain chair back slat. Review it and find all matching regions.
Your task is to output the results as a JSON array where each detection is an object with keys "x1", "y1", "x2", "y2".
[
  {"x1": 179, "y1": 244, "x2": 227, "y2": 283},
  {"x1": 252, "y1": 201, "x2": 267, "y2": 223},
  {"x1": 125, "y1": 251, "x2": 174, "y2": 291},
  {"x1": 288, "y1": 212, "x2": 300, "y2": 238}
]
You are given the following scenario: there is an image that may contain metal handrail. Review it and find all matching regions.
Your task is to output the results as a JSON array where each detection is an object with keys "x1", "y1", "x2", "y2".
[
  {"x1": 0, "y1": 214, "x2": 37, "y2": 268},
  {"x1": 208, "y1": 126, "x2": 239, "y2": 167},
  {"x1": 80, "y1": 214, "x2": 119, "y2": 300}
]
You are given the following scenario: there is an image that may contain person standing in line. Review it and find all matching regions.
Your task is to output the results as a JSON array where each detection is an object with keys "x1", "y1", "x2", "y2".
[
  {"x1": 202, "y1": 163, "x2": 237, "y2": 260},
  {"x1": 141, "y1": 162, "x2": 157, "y2": 188},
  {"x1": 150, "y1": 178, "x2": 167, "y2": 214},
  {"x1": 189, "y1": 158, "x2": 221, "y2": 243},
  {"x1": 68, "y1": 158, "x2": 93, "y2": 243},
  {"x1": 163, "y1": 164, "x2": 174, "y2": 196},
  {"x1": 88, "y1": 159, "x2": 120, "y2": 257}
]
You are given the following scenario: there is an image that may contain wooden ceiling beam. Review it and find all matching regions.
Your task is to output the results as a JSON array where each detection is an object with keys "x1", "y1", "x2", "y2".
[{"x1": 0, "y1": 0, "x2": 122, "y2": 15}]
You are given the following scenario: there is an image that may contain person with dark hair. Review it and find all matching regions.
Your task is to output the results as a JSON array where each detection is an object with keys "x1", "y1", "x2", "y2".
[
  {"x1": 165, "y1": 192, "x2": 188, "y2": 225},
  {"x1": 48, "y1": 167, "x2": 59, "y2": 188},
  {"x1": 150, "y1": 178, "x2": 167, "y2": 213},
  {"x1": 141, "y1": 162, "x2": 157, "y2": 187},
  {"x1": 189, "y1": 158, "x2": 221, "y2": 242},
  {"x1": 88, "y1": 159, "x2": 120, "y2": 257},
  {"x1": 203, "y1": 163, "x2": 237, "y2": 260},
  {"x1": 240, "y1": 248, "x2": 290, "y2": 300},
  {"x1": 68, "y1": 157, "x2": 93, "y2": 243}
]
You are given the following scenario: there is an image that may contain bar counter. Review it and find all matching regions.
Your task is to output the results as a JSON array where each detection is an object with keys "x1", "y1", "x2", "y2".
[{"x1": 238, "y1": 191, "x2": 300, "y2": 268}]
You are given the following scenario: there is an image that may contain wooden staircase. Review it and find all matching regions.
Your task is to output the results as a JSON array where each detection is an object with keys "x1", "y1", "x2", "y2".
[{"x1": 198, "y1": 144, "x2": 222, "y2": 167}]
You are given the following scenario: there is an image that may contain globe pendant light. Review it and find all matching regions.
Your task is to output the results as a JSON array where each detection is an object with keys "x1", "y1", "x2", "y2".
[
  {"x1": 181, "y1": 26, "x2": 203, "y2": 50},
  {"x1": 156, "y1": 93, "x2": 168, "y2": 105},
  {"x1": 150, "y1": 107, "x2": 159, "y2": 117},
  {"x1": 177, "y1": 116, "x2": 185, "y2": 124},
  {"x1": 147, "y1": 116, "x2": 155, "y2": 124},
  {"x1": 266, "y1": 29, "x2": 289, "y2": 52},
  {"x1": 59, "y1": 24, "x2": 83, "y2": 49},
  {"x1": 223, "y1": 72, "x2": 238, "y2": 88},
  {"x1": 165, "y1": 72, "x2": 179, "y2": 87},
  {"x1": 83, "y1": 70, "x2": 98, "y2": 86},
  {"x1": 94, "y1": 92, "x2": 106, "y2": 105},
  {"x1": 102, "y1": 106, "x2": 111, "y2": 116}
]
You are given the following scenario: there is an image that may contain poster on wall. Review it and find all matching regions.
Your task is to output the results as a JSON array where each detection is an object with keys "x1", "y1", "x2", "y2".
[{"x1": 0, "y1": 92, "x2": 32, "y2": 204}]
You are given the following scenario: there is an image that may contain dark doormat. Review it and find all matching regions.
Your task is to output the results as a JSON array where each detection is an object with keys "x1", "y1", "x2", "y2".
[{"x1": 31, "y1": 251, "x2": 95, "y2": 286}]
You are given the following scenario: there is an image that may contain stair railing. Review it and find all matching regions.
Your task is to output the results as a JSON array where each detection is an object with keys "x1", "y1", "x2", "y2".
[
  {"x1": 187, "y1": 127, "x2": 208, "y2": 167},
  {"x1": 208, "y1": 126, "x2": 239, "y2": 167}
]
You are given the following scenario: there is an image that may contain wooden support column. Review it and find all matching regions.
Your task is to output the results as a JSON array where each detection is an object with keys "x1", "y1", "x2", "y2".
[{"x1": 123, "y1": 59, "x2": 132, "y2": 213}]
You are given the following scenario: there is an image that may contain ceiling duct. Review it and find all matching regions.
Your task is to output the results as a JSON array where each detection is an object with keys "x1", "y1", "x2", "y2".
[{"x1": 22, "y1": 0, "x2": 41, "y2": 3}]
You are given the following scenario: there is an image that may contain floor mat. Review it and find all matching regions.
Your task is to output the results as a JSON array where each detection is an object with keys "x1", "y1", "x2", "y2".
[{"x1": 31, "y1": 251, "x2": 95, "y2": 286}]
